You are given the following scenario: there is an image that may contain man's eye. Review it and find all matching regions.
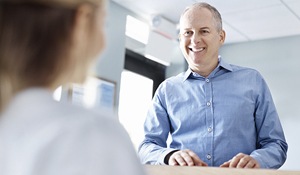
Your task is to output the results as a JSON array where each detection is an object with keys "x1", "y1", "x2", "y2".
[
  {"x1": 201, "y1": 30, "x2": 209, "y2": 34},
  {"x1": 184, "y1": 31, "x2": 193, "y2": 36}
]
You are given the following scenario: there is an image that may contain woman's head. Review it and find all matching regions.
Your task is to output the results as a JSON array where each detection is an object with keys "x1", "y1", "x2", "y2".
[{"x1": 0, "y1": 0, "x2": 106, "y2": 110}]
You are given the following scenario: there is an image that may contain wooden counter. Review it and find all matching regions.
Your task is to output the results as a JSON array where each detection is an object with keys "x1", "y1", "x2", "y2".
[{"x1": 145, "y1": 165, "x2": 300, "y2": 175}]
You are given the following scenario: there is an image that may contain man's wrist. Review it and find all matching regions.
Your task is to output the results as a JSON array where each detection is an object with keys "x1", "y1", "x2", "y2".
[{"x1": 164, "y1": 150, "x2": 179, "y2": 165}]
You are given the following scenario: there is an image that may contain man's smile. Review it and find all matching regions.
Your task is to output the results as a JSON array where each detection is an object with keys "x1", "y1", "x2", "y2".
[{"x1": 188, "y1": 47, "x2": 205, "y2": 52}]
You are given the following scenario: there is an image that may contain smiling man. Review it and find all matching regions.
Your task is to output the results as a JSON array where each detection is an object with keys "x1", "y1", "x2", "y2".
[
  {"x1": 179, "y1": 4, "x2": 224, "y2": 78},
  {"x1": 138, "y1": 2, "x2": 288, "y2": 169}
]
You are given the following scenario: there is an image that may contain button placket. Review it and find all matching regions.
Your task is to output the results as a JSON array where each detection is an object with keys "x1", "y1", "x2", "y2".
[{"x1": 204, "y1": 77, "x2": 213, "y2": 166}]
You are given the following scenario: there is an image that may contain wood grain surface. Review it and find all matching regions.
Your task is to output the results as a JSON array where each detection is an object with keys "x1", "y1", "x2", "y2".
[{"x1": 144, "y1": 165, "x2": 300, "y2": 175}]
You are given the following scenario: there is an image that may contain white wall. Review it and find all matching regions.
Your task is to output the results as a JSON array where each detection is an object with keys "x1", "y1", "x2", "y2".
[
  {"x1": 165, "y1": 44, "x2": 187, "y2": 78},
  {"x1": 220, "y1": 35, "x2": 300, "y2": 170}
]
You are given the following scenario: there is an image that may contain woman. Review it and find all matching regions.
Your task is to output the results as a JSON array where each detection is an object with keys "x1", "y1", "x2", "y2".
[{"x1": 0, "y1": 0, "x2": 145, "y2": 174}]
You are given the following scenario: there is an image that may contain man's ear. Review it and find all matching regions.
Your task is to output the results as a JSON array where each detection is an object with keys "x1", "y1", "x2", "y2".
[{"x1": 219, "y1": 29, "x2": 226, "y2": 44}]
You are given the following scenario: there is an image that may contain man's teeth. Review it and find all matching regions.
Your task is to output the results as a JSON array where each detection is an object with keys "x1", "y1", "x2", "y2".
[{"x1": 189, "y1": 48, "x2": 204, "y2": 52}]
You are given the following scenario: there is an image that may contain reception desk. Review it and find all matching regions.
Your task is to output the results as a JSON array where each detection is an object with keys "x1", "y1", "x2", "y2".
[{"x1": 145, "y1": 165, "x2": 300, "y2": 175}]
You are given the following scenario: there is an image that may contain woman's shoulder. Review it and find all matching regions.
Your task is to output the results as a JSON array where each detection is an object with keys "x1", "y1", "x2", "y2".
[
  {"x1": 1, "y1": 88, "x2": 123, "y2": 137},
  {"x1": 55, "y1": 101, "x2": 123, "y2": 134}
]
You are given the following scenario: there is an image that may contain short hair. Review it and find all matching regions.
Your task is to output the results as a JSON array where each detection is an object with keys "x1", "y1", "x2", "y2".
[{"x1": 180, "y1": 2, "x2": 223, "y2": 32}]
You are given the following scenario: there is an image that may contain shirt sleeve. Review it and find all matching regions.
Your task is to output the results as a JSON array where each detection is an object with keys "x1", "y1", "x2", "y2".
[
  {"x1": 138, "y1": 83, "x2": 178, "y2": 165},
  {"x1": 250, "y1": 73, "x2": 288, "y2": 168}
]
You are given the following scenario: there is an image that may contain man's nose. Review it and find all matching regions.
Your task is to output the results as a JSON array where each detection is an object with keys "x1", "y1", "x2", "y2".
[{"x1": 191, "y1": 33, "x2": 201, "y2": 44}]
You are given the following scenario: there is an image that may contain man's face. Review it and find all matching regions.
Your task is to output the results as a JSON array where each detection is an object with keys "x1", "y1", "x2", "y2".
[{"x1": 179, "y1": 7, "x2": 225, "y2": 73}]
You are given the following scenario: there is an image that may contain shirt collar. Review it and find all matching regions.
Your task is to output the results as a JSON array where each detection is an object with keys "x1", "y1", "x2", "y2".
[{"x1": 183, "y1": 56, "x2": 233, "y2": 81}]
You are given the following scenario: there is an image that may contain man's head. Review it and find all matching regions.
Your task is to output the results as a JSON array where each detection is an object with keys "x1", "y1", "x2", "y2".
[{"x1": 178, "y1": 2, "x2": 225, "y2": 76}]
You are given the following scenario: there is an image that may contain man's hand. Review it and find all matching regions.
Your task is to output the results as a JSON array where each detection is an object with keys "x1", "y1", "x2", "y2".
[
  {"x1": 220, "y1": 153, "x2": 260, "y2": 168},
  {"x1": 168, "y1": 149, "x2": 208, "y2": 166}
]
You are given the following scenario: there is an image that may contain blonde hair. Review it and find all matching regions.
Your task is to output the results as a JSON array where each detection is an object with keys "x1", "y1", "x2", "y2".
[{"x1": 0, "y1": 0, "x2": 105, "y2": 111}]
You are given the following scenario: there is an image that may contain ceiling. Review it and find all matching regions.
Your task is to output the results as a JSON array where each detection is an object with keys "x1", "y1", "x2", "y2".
[{"x1": 111, "y1": 0, "x2": 300, "y2": 44}]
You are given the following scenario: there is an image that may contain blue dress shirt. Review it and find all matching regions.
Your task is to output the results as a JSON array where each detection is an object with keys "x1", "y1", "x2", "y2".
[{"x1": 138, "y1": 58, "x2": 288, "y2": 168}]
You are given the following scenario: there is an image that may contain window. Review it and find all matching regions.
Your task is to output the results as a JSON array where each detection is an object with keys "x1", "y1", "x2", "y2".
[
  {"x1": 119, "y1": 70, "x2": 153, "y2": 150},
  {"x1": 119, "y1": 49, "x2": 166, "y2": 151},
  {"x1": 125, "y1": 15, "x2": 149, "y2": 44}
]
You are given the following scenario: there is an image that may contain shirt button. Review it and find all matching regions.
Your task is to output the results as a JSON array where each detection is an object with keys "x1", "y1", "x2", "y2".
[
  {"x1": 206, "y1": 102, "x2": 211, "y2": 106},
  {"x1": 206, "y1": 154, "x2": 212, "y2": 160},
  {"x1": 208, "y1": 127, "x2": 212, "y2": 133},
  {"x1": 205, "y1": 79, "x2": 210, "y2": 83}
]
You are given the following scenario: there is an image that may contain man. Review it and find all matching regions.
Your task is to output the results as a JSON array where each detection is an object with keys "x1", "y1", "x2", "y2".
[{"x1": 138, "y1": 2, "x2": 287, "y2": 169}]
